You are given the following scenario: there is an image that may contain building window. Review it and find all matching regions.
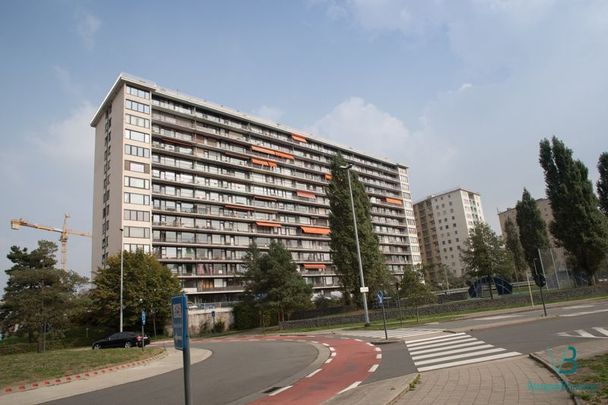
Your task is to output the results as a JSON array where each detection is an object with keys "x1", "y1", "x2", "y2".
[
  {"x1": 126, "y1": 85, "x2": 150, "y2": 99},
  {"x1": 124, "y1": 209, "x2": 150, "y2": 222},
  {"x1": 124, "y1": 176, "x2": 150, "y2": 189},
  {"x1": 125, "y1": 160, "x2": 150, "y2": 173},
  {"x1": 125, "y1": 99, "x2": 150, "y2": 114},
  {"x1": 124, "y1": 226, "x2": 150, "y2": 238},
  {"x1": 125, "y1": 114, "x2": 150, "y2": 129},
  {"x1": 125, "y1": 129, "x2": 150, "y2": 143},
  {"x1": 125, "y1": 144, "x2": 150, "y2": 158},
  {"x1": 124, "y1": 192, "x2": 150, "y2": 205}
]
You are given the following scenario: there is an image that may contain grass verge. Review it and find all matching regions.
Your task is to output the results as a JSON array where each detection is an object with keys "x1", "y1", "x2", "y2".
[
  {"x1": 0, "y1": 347, "x2": 164, "y2": 388},
  {"x1": 569, "y1": 353, "x2": 608, "y2": 403}
]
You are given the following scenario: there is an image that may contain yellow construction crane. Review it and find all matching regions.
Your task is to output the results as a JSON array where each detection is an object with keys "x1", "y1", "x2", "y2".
[{"x1": 10, "y1": 214, "x2": 91, "y2": 271}]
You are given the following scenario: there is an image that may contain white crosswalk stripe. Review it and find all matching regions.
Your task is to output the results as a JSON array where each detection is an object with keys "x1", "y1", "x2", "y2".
[
  {"x1": 405, "y1": 332, "x2": 520, "y2": 372},
  {"x1": 557, "y1": 326, "x2": 608, "y2": 339},
  {"x1": 337, "y1": 328, "x2": 442, "y2": 340}
]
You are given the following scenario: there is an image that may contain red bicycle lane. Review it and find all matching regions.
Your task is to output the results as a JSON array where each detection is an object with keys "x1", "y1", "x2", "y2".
[{"x1": 246, "y1": 335, "x2": 380, "y2": 405}]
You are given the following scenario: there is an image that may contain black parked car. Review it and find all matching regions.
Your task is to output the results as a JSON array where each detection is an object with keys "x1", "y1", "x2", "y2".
[{"x1": 91, "y1": 332, "x2": 150, "y2": 349}]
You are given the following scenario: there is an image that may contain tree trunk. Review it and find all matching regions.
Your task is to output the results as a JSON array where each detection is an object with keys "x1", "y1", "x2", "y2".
[
  {"x1": 415, "y1": 306, "x2": 419, "y2": 323},
  {"x1": 487, "y1": 277, "x2": 494, "y2": 300}
]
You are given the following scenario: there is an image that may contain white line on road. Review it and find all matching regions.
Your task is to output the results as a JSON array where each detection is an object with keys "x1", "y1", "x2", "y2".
[
  {"x1": 306, "y1": 369, "x2": 322, "y2": 378},
  {"x1": 408, "y1": 337, "x2": 477, "y2": 351},
  {"x1": 368, "y1": 364, "x2": 379, "y2": 372},
  {"x1": 415, "y1": 348, "x2": 506, "y2": 366},
  {"x1": 409, "y1": 340, "x2": 488, "y2": 356},
  {"x1": 475, "y1": 315, "x2": 521, "y2": 321},
  {"x1": 593, "y1": 327, "x2": 608, "y2": 337},
  {"x1": 562, "y1": 305, "x2": 595, "y2": 310},
  {"x1": 325, "y1": 358, "x2": 333, "y2": 364},
  {"x1": 406, "y1": 332, "x2": 466, "y2": 344},
  {"x1": 417, "y1": 352, "x2": 521, "y2": 372},
  {"x1": 338, "y1": 381, "x2": 362, "y2": 395},
  {"x1": 329, "y1": 347, "x2": 336, "y2": 352},
  {"x1": 376, "y1": 354, "x2": 382, "y2": 359},
  {"x1": 354, "y1": 339, "x2": 362, "y2": 342},
  {"x1": 322, "y1": 343, "x2": 330, "y2": 347},
  {"x1": 366, "y1": 342, "x2": 375, "y2": 347},
  {"x1": 268, "y1": 385, "x2": 293, "y2": 396},
  {"x1": 375, "y1": 347, "x2": 381, "y2": 352},
  {"x1": 575, "y1": 329, "x2": 600, "y2": 338},
  {"x1": 412, "y1": 344, "x2": 495, "y2": 361},
  {"x1": 331, "y1": 352, "x2": 336, "y2": 357},
  {"x1": 407, "y1": 334, "x2": 472, "y2": 348},
  {"x1": 563, "y1": 309, "x2": 608, "y2": 317}
]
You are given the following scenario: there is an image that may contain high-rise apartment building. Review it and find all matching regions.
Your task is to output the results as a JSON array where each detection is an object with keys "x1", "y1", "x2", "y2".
[
  {"x1": 413, "y1": 188, "x2": 485, "y2": 282},
  {"x1": 91, "y1": 73, "x2": 421, "y2": 304}
]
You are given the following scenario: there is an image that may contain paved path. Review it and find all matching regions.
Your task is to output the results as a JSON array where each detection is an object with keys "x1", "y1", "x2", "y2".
[
  {"x1": 405, "y1": 332, "x2": 521, "y2": 372},
  {"x1": 335, "y1": 327, "x2": 442, "y2": 340},
  {"x1": 395, "y1": 356, "x2": 573, "y2": 405}
]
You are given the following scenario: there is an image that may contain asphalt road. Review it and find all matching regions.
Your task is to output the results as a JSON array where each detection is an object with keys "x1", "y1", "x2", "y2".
[{"x1": 45, "y1": 341, "x2": 319, "y2": 405}]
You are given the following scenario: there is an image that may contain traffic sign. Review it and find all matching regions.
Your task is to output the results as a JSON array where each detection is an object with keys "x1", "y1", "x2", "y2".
[
  {"x1": 360, "y1": 287, "x2": 369, "y2": 293},
  {"x1": 171, "y1": 295, "x2": 188, "y2": 351},
  {"x1": 376, "y1": 291, "x2": 384, "y2": 305},
  {"x1": 141, "y1": 309, "x2": 147, "y2": 326}
]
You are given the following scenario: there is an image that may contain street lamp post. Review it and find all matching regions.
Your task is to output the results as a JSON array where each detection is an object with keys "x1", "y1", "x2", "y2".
[
  {"x1": 120, "y1": 228, "x2": 124, "y2": 333},
  {"x1": 339, "y1": 164, "x2": 370, "y2": 325}
]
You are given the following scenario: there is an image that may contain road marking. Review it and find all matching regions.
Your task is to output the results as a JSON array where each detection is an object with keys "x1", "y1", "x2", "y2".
[
  {"x1": 268, "y1": 385, "x2": 293, "y2": 396},
  {"x1": 412, "y1": 344, "x2": 495, "y2": 361},
  {"x1": 375, "y1": 347, "x2": 381, "y2": 352},
  {"x1": 306, "y1": 369, "x2": 322, "y2": 378},
  {"x1": 475, "y1": 315, "x2": 521, "y2": 321},
  {"x1": 593, "y1": 327, "x2": 608, "y2": 336},
  {"x1": 562, "y1": 305, "x2": 595, "y2": 310},
  {"x1": 410, "y1": 340, "x2": 491, "y2": 355},
  {"x1": 338, "y1": 381, "x2": 362, "y2": 395},
  {"x1": 574, "y1": 329, "x2": 598, "y2": 338},
  {"x1": 407, "y1": 334, "x2": 471, "y2": 347},
  {"x1": 337, "y1": 328, "x2": 442, "y2": 340},
  {"x1": 325, "y1": 358, "x2": 333, "y2": 364},
  {"x1": 311, "y1": 341, "x2": 319, "y2": 344},
  {"x1": 354, "y1": 338, "x2": 362, "y2": 342},
  {"x1": 366, "y1": 342, "x2": 375, "y2": 347},
  {"x1": 376, "y1": 353, "x2": 382, "y2": 359},
  {"x1": 331, "y1": 352, "x2": 337, "y2": 357},
  {"x1": 368, "y1": 364, "x2": 379, "y2": 372},
  {"x1": 322, "y1": 343, "x2": 330, "y2": 347},
  {"x1": 329, "y1": 347, "x2": 336, "y2": 352},
  {"x1": 415, "y1": 348, "x2": 507, "y2": 366},
  {"x1": 563, "y1": 309, "x2": 608, "y2": 317},
  {"x1": 417, "y1": 352, "x2": 521, "y2": 372},
  {"x1": 409, "y1": 337, "x2": 477, "y2": 351},
  {"x1": 407, "y1": 332, "x2": 466, "y2": 344}
]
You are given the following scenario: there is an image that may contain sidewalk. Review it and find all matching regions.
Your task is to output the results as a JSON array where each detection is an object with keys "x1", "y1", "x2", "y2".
[{"x1": 0, "y1": 347, "x2": 211, "y2": 405}]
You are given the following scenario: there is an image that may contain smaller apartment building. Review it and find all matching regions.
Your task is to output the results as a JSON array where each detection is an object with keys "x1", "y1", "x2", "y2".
[{"x1": 414, "y1": 188, "x2": 485, "y2": 282}]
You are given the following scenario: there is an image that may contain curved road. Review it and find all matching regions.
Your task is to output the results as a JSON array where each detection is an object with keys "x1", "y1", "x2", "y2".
[{"x1": 46, "y1": 340, "x2": 320, "y2": 405}]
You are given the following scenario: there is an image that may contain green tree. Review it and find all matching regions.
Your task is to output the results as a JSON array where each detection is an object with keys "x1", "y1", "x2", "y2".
[
  {"x1": 242, "y1": 241, "x2": 312, "y2": 323},
  {"x1": 327, "y1": 153, "x2": 395, "y2": 306},
  {"x1": 539, "y1": 137, "x2": 608, "y2": 284},
  {"x1": 598, "y1": 152, "x2": 608, "y2": 216},
  {"x1": 399, "y1": 267, "x2": 436, "y2": 323},
  {"x1": 88, "y1": 251, "x2": 180, "y2": 333},
  {"x1": 461, "y1": 223, "x2": 512, "y2": 299},
  {"x1": 515, "y1": 188, "x2": 549, "y2": 273},
  {"x1": 0, "y1": 241, "x2": 88, "y2": 351},
  {"x1": 503, "y1": 218, "x2": 528, "y2": 281}
]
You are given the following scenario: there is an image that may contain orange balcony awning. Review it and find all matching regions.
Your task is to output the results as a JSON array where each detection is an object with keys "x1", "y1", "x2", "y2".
[
  {"x1": 292, "y1": 134, "x2": 307, "y2": 143},
  {"x1": 386, "y1": 197, "x2": 403, "y2": 205},
  {"x1": 304, "y1": 263, "x2": 326, "y2": 270},
  {"x1": 324, "y1": 173, "x2": 333, "y2": 181},
  {"x1": 301, "y1": 226, "x2": 331, "y2": 235},
  {"x1": 251, "y1": 158, "x2": 277, "y2": 168},
  {"x1": 252, "y1": 145, "x2": 294, "y2": 160},
  {"x1": 296, "y1": 190, "x2": 316, "y2": 199},
  {"x1": 256, "y1": 221, "x2": 282, "y2": 228}
]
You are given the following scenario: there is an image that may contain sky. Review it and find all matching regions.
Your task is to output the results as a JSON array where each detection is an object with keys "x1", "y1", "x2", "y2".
[{"x1": 1, "y1": 0, "x2": 607, "y2": 289}]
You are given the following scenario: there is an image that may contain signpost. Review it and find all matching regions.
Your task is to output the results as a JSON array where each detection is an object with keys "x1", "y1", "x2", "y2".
[
  {"x1": 172, "y1": 295, "x2": 192, "y2": 405},
  {"x1": 141, "y1": 309, "x2": 146, "y2": 352},
  {"x1": 377, "y1": 291, "x2": 388, "y2": 340},
  {"x1": 533, "y1": 259, "x2": 548, "y2": 317}
]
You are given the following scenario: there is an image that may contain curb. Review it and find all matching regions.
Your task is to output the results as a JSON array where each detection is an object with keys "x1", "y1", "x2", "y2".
[
  {"x1": 444, "y1": 314, "x2": 559, "y2": 333},
  {"x1": 1, "y1": 348, "x2": 167, "y2": 396},
  {"x1": 528, "y1": 353, "x2": 582, "y2": 405}
]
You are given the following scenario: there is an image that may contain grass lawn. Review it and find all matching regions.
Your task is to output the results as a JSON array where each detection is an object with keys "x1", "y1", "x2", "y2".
[
  {"x1": 570, "y1": 353, "x2": 608, "y2": 404},
  {"x1": 0, "y1": 347, "x2": 164, "y2": 388}
]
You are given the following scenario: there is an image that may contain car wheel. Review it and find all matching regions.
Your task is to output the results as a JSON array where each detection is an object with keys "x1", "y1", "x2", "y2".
[
  {"x1": 124, "y1": 341, "x2": 132, "y2": 348},
  {"x1": 93, "y1": 344, "x2": 101, "y2": 350}
]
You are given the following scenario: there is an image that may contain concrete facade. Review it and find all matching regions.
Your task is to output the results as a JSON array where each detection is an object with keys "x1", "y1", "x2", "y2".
[
  {"x1": 414, "y1": 188, "x2": 485, "y2": 282},
  {"x1": 91, "y1": 73, "x2": 421, "y2": 305}
]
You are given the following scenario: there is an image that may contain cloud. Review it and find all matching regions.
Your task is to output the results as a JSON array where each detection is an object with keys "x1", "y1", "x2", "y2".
[
  {"x1": 28, "y1": 102, "x2": 96, "y2": 164},
  {"x1": 53, "y1": 65, "x2": 82, "y2": 97},
  {"x1": 310, "y1": 97, "x2": 457, "y2": 182},
  {"x1": 252, "y1": 105, "x2": 284, "y2": 122},
  {"x1": 76, "y1": 11, "x2": 101, "y2": 49}
]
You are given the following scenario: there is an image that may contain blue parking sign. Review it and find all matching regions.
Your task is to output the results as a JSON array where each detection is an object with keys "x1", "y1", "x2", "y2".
[{"x1": 171, "y1": 295, "x2": 188, "y2": 351}]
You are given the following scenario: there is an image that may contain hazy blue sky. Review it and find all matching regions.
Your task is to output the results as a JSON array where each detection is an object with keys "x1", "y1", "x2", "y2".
[{"x1": 1, "y1": 0, "x2": 607, "y2": 288}]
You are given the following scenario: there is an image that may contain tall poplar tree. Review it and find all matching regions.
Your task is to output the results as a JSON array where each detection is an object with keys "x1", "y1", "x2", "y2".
[
  {"x1": 503, "y1": 217, "x2": 528, "y2": 281},
  {"x1": 598, "y1": 152, "x2": 608, "y2": 216},
  {"x1": 539, "y1": 137, "x2": 608, "y2": 284},
  {"x1": 515, "y1": 188, "x2": 549, "y2": 272},
  {"x1": 327, "y1": 153, "x2": 394, "y2": 306}
]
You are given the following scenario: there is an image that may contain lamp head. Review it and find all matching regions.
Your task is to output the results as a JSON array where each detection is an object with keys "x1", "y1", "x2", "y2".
[{"x1": 339, "y1": 164, "x2": 353, "y2": 170}]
